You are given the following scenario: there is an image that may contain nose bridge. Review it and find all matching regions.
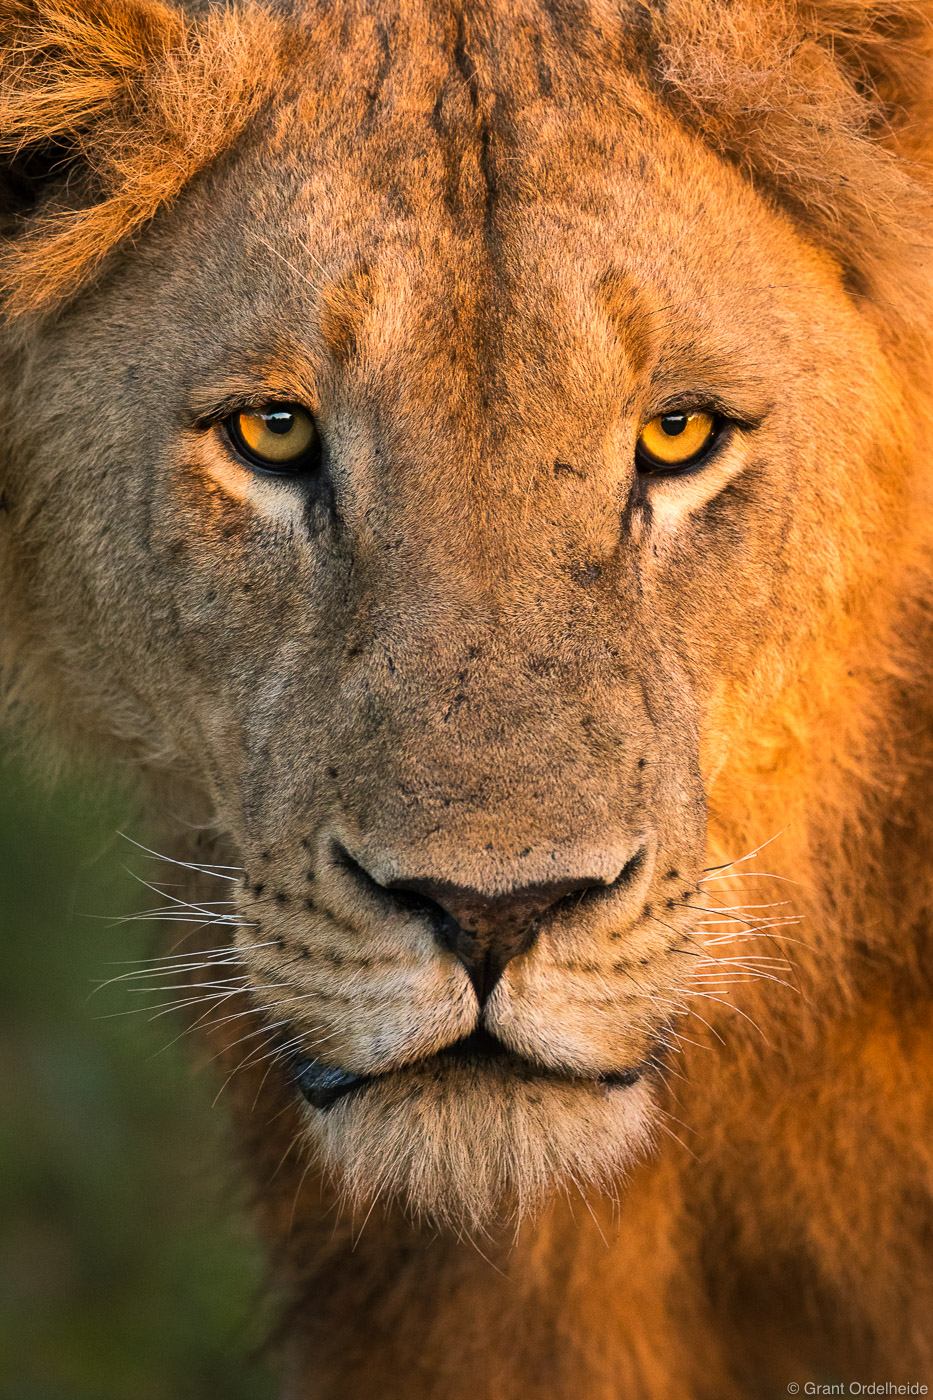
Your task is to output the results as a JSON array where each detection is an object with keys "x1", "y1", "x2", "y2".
[
  {"x1": 358, "y1": 294, "x2": 628, "y2": 606},
  {"x1": 331, "y1": 605, "x2": 660, "y2": 891},
  {"x1": 382, "y1": 450, "x2": 624, "y2": 600},
  {"x1": 339, "y1": 581, "x2": 634, "y2": 883},
  {"x1": 332, "y1": 329, "x2": 660, "y2": 868},
  {"x1": 376, "y1": 613, "x2": 617, "y2": 754}
]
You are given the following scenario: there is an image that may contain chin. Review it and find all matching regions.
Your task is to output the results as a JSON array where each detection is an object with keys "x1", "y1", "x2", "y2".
[{"x1": 301, "y1": 1058, "x2": 657, "y2": 1234}]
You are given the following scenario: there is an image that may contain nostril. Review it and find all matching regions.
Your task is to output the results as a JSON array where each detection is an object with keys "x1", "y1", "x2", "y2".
[
  {"x1": 331, "y1": 841, "x2": 459, "y2": 940},
  {"x1": 611, "y1": 843, "x2": 648, "y2": 891},
  {"x1": 332, "y1": 842, "x2": 451, "y2": 929}
]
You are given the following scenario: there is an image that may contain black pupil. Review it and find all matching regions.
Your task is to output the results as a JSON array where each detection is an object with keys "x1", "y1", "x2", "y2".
[
  {"x1": 264, "y1": 411, "x2": 295, "y2": 435},
  {"x1": 660, "y1": 413, "x2": 688, "y2": 438}
]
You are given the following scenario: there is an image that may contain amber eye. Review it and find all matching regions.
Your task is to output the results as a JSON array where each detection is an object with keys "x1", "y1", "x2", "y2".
[
  {"x1": 636, "y1": 410, "x2": 718, "y2": 473},
  {"x1": 225, "y1": 405, "x2": 319, "y2": 474}
]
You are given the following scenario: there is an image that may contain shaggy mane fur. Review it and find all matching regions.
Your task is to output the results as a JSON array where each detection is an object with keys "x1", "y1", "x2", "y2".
[
  {"x1": 2, "y1": 1, "x2": 933, "y2": 323},
  {"x1": 0, "y1": 0, "x2": 281, "y2": 316},
  {"x1": 649, "y1": 0, "x2": 933, "y2": 324}
]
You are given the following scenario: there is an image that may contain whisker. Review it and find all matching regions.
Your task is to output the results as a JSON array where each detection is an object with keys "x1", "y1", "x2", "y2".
[
  {"x1": 119, "y1": 832, "x2": 242, "y2": 880},
  {"x1": 101, "y1": 943, "x2": 246, "y2": 965},
  {"x1": 702, "y1": 831, "x2": 787, "y2": 876}
]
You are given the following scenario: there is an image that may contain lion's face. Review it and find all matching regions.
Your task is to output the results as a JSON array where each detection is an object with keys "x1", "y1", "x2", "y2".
[{"x1": 1, "y1": 6, "x2": 909, "y2": 1227}]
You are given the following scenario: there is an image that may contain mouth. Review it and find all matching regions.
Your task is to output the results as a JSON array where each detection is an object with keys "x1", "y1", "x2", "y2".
[{"x1": 291, "y1": 1027, "x2": 648, "y2": 1110}]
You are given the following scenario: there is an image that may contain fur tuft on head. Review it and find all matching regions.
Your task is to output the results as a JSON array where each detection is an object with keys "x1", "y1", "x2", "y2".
[
  {"x1": 649, "y1": 0, "x2": 933, "y2": 321},
  {"x1": 0, "y1": 0, "x2": 281, "y2": 318}
]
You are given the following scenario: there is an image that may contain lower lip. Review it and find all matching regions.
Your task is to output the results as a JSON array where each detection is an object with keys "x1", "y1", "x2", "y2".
[{"x1": 292, "y1": 1051, "x2": 645, "y2": 1111}]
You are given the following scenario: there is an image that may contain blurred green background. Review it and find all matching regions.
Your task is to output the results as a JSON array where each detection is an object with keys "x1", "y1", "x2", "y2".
[{"x1": 0, "y1": 744, "x2": 276, "y2": 1400}]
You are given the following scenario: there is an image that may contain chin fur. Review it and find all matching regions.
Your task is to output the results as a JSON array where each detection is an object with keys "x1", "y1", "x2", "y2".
[{"x1": 302, "y1": 1061, "x2": 656, "y2": 1234}]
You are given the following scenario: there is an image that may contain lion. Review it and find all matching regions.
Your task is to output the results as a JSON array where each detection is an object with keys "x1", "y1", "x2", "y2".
[{"x1": 3, "y1": 0, "x2": 933, "y2": 1394}]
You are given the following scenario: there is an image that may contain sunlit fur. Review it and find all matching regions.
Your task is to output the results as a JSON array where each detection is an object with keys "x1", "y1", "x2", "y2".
[{"x1": 4, "y1": 0, "x2": 933, "y2": 1396}]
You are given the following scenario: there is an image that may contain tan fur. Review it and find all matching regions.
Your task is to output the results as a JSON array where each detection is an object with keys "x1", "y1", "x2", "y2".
[
  {"x1": 0, "y1": 0, "x2": 281, "y2": 315},
  {"x1": 3, "y1": 0, "x2": 933, "y2": 1394}
]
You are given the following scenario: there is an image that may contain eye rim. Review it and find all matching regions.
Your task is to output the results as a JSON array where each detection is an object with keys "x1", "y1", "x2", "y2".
[
  {"x1": 223, "y1": 402, "x2": 321, "y2": 477},
  {"x1": 635, "y1": 408, "x2": 723, "y2": 476}
]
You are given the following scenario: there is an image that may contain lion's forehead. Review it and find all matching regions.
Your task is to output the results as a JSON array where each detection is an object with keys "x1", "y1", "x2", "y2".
[
  {"x1": 211, "y1": 82, "x2": 858, "y2": 421},
  {"x1": 124, "y1": 3, "x2": 880, "y2": 436}
]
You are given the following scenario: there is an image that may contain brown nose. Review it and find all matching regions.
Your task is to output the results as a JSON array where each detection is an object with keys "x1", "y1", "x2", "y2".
[
  {"x1": 334, "y1": 840, "x2": 649, "y2": 1004},
  {"x1": 386, "y1": 874, "x2": 603, "y2": 1004}
]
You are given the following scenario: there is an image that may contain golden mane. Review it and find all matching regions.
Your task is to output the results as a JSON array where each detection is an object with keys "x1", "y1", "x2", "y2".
[
  {"x1": 2, "y1": 0, "x2": 933, "y2": 323},
  {"x1": 653, "y1": 0, "x2": 933, "y2": 297},
  {"x1": 0, "y1": 0, "x2": 281, "y2": 317}
]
